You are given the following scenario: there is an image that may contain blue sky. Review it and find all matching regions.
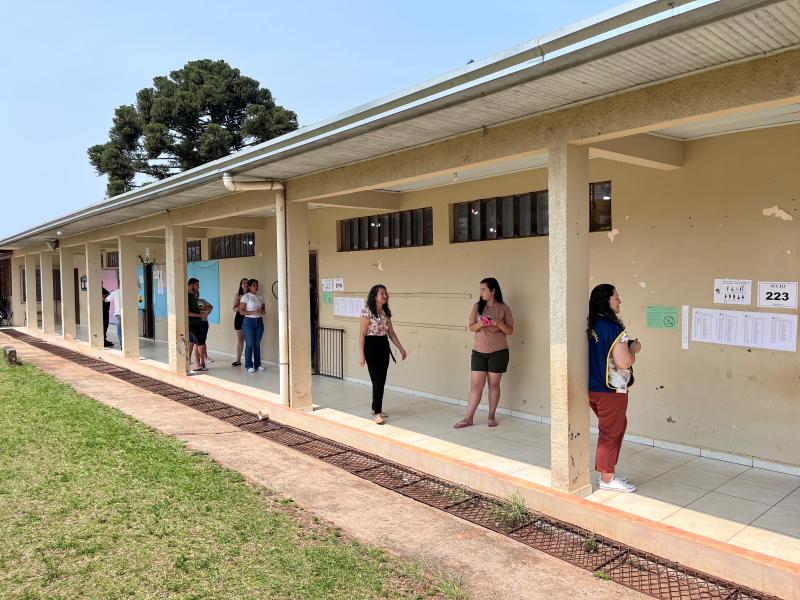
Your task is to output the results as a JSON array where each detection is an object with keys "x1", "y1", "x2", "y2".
[{"x1": 0, "y1": 1, "x2": 623, "y2": 240}]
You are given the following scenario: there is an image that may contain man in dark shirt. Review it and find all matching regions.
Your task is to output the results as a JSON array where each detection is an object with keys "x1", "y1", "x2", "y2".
[{"x1": 187, "y1": 278, "x2": 208, "y2": 371}]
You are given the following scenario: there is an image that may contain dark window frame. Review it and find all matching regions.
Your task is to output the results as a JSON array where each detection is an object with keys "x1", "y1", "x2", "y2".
[
  {"x1": 104, "y1": 251, "x2": 119, "y2": 268},
  {"x1": 589, "y1": 180, "x2": 613, "y2": 232},
  {"x1": 451, "y1": 182, "x2": 611, "y2": 243},
  {"x1": 0, "y1": 258, "x2": 11, "y2": 300},
  {"x1": 337, "y1": 208, "x2": 434, "y2": 252},
  {"x1": 209, "y1": 232, "x2": 255, "y2": 260},
  {"x1": 186, "y1": 240, "x2": 202, "y2": 262},
  {"x1": 453, "y1": 190, "x2": 549, "y2": 243}
]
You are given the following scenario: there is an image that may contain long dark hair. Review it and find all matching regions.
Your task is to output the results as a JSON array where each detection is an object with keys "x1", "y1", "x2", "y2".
[
  {"x1": 587, "y1": 283, "x2": 623, "y2": 338},
  {"x1": 366, "y1": 285, "x2": 392, "y2": 318},
  {"x1": 477, "y1": 277, "x2": 504, "y2": 315},
  {"x1": 236, "y1": 278, "x2": 249, "y2": 296}
]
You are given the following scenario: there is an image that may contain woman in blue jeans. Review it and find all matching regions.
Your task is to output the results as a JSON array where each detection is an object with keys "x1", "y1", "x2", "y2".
[{"x1": 238, "y1": 279, "x2": 265, "y2": 373}]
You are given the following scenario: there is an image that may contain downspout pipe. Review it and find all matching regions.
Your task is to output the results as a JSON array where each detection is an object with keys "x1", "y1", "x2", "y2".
[
  {"x1": 223, "y1": 172, "x2": 290, "y2": 410},
  {"x1": 222, "y1": 172, "x2": 284, "y2": 193}
]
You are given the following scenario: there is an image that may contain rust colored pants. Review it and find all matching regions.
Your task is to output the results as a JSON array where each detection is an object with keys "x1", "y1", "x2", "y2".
[{"x1": 589, "y1": 391, "x2": 629, "y2": 473}]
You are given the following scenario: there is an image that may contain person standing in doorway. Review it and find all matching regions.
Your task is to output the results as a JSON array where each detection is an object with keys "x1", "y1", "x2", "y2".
[
  {"x1": 454, "y1": 277, "x2": 514, "y2": 429},
  {"x1": 107, "y1": 287, "x2": 122, "y2": 347},
  {"x1": 239, "y1": 279, "x2": 265, "y2": 373},
  {"x1": 359, "y1": 285, "x2": 407, "y2": 425},
  {"x1": 187, "y1": 278, "x2": 208, "y2": 372},
  {"x1": 102, "y1": 287, "x2": 113, "y2": 348},
  {"x1": 587, "y1": 284, "x2": 641, "y2": 493},
  {"x1": 231, "y1": 278, "x2": 249, "y2": 366}
]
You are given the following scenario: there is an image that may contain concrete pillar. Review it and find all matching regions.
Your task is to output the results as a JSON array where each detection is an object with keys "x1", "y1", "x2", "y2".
[
  {"x1": 39, "y1": 252, "x2": 56, "y2": 334},
  {"x1": 85, "y1": 242, "x2": 104, "y2": 348},
  {"x1": 10, "y1": 256, "x2": 25, "y2": 327},
  {"x1": 118, "y1": 235, "x2": 139, "y2": 359},
  {"x1": 276, "y1": 194, "x2": 290, "y2": 406},
  {"x1": 59, "y1": 247, "x2": 76, "y2": 340},
  {"x1": 24, "y1": 254, "x2": 38, "y2": 330},
  {"x1": 165, "y1": 224, "x2": 188, "y2": 374},
  {"x1": 548, "y1": 141, "x2": 591, "y2": 495},
  {"x1": 286, "y1": 201, "x2": 313, "y2": 410}
]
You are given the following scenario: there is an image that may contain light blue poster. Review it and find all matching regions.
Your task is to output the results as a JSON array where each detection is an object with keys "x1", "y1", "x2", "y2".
[
  {"x1": 187, "y1": 260, "x2": 220, "y2": 324},
  {"x1": 137, "y1": 264, "x2": 145, "y2": 310},
  {"x1": 152, "y1": 265, "x2": 168, "y2": 319}
]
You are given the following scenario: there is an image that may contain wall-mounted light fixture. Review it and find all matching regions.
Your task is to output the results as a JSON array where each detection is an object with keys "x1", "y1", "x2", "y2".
[{"x1": 80, "y1": 275, "x2": 87, "y2": 291}]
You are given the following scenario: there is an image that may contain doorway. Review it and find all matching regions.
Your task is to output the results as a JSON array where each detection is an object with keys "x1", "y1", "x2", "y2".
[
  {"x1": 309, "y1": 251, "x2": 319, "y2": 372},
  {"x1": 140, "y1": 263, "x2": 155, "y2": 339},
  {"x1": 73, "y1": 268, "x2": 80, "y2": 325}
]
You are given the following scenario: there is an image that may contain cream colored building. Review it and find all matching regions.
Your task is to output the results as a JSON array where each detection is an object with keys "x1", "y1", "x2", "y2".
[{"x1": 2, "y1": 2, "x2": 800, "y2": 596}]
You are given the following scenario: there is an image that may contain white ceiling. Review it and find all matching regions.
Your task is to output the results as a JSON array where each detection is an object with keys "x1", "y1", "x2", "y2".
[
  {"x1": 379, "y1": 103, "x2": 800, "y2": 193},
  {"x1": 652, "y1": 102, "x2": 800, "y2": 140}
]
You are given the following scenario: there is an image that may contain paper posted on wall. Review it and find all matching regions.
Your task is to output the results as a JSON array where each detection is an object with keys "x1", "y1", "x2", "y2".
[
  {"x1": 333, "y1": 296, "x2": 365, "y2": 318},
  {"x1": 713, "y1": 279, "x2": 751, "y2": 305},
  {"x1": 691, "y1": 307, "x2": 797, "y2": 352}
]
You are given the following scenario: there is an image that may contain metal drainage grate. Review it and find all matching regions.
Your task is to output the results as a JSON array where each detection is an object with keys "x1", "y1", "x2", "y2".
[{"x1": 1, "y1": 329, "x2": 782, "y2": 600}]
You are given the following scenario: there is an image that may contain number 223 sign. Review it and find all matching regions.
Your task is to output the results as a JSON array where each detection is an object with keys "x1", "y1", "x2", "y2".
[{"x1": 757, "y1": 281, "x2": 798, "y2": 309}]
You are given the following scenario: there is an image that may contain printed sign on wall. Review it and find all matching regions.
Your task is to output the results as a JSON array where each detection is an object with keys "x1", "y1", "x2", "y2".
[
  {"x1": 646, "y1": 305, "x2": 679, "y2": 329},
  {"x1": 713, "y1": 279, "x2": 751, "y2": 305},
  {"x1": 757, "y1": 281, "x2": 798, "y2": 309},
  {"x1": 691, "y1": 307, "x2": 797, "y2": 352}
]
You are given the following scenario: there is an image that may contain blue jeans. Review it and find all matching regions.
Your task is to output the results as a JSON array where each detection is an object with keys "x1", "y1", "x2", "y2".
[{"x1": 242, "y1": 317, "x2": 263, "y2": 369}]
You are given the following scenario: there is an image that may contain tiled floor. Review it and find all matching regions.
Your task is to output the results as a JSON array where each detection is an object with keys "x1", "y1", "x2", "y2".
[{"x1": 89, "y1": 333, "x2": 800, "y2": 565}]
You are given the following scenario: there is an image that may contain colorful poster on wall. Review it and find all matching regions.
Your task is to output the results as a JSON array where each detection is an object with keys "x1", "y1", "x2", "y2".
[
  {"x1": 322, "y1": 292, "x2": 333, "y2": 305},
  {"x1": 187, "y1": 260, "x2": 221, "y2": 324},
  {"x1": 646, "y1": 305, "x2": 678, "y2": 329}
]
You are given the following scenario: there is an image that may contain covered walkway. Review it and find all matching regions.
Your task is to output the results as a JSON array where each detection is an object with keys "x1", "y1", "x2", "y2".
[{"x1": 48, "y1": 330, "x2": 800, "y2": 569}]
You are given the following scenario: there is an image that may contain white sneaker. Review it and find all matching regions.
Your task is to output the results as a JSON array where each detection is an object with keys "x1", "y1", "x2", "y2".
[
  {"x1": 615, "y1": 473, "x2": 630, "y2": 482},
  {"x1": 256, "y1": 366, "x2": 265, "y2": 372},
  {"x1": 599, "y1": 476, "x2": 636, "y2": 492},
  {"x1": 247, "y1": 368, "x2": 255, "y2": 374}
]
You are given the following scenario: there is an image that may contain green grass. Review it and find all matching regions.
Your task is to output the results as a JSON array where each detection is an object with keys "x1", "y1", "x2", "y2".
[
  {"x1": 487, "y1": 493, "x2": 532, "y2": 530},
  {"x1": 0, "y1": 360, "x2": 463, "y2": 599}
]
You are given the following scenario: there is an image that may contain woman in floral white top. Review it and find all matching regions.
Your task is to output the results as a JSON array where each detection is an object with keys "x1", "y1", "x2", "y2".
[{"x1": 359, "y1": 285, "x2": 407, "y2": 424}]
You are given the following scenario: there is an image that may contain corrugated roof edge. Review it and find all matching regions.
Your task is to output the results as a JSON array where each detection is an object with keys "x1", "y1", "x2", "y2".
[{"x1": 0, "y1": 0, "x2": 770, "y2": 249}]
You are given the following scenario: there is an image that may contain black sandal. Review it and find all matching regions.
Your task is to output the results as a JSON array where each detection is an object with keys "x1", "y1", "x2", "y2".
[{"x1": 231, "y1": 361, "x2": 241, "y2": 366}]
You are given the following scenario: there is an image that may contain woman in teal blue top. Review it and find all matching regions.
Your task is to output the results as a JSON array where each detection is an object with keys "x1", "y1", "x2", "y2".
[{"x1": 587, "y1": 284, "x2": 642, "y2": 493}]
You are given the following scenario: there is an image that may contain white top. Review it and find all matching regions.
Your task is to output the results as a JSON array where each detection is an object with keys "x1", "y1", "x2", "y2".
[
  {"x1": 198, "y1": 298, "x2": 212, "y2": 321},
  {"x1": 107, "y1": 289, "x2": 121, "y2": 317},
  {"x1": 240, "y1": 292, "x2": 264, "y2": 317}
]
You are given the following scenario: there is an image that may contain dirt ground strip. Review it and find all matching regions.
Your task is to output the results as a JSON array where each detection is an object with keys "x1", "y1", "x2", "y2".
[{"x1": 0, "y1": 331, "x2": 645, "y2": 600}]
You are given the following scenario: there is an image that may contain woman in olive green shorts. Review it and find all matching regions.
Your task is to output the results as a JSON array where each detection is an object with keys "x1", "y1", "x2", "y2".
[{"x1": 454, "y1": 277, "x2": 514, "y2": 429}]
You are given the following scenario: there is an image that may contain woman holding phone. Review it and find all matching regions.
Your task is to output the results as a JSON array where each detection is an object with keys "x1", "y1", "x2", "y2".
[
  {"x1": 587, "y1": 284, "x2": 642, "y2": 492},
  {"x1": 454, "y1": 277, "x2": 514, "y2": 429}
]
